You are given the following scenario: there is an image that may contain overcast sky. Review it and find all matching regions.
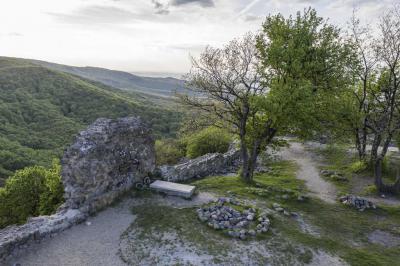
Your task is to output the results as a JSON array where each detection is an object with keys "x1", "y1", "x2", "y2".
[{"x1": 0, "y1": 0, "x2": 396, "y2": 75}]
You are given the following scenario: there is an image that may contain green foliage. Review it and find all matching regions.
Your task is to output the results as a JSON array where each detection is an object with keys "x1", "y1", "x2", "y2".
[
  {"x1": 257, "y1": 8, "x2": 355, "y2": 138},
  {"x1": 361, "y1": 185, "x2": 378, "y2": 196},
  {"x1": 155, "y1": 139, "x2": 185, "y2": 166},
  {"x1": 349, "y1": 160, "x2": 368, "y2": 173},
  {"x1": 185, "y1": 127, "x2": 232, "y2": 159},
  {"x1": 38, "y1": 159, "x2": 64, "y2": 215},
  {"x1": 0, "y1": 57, "x2": 182, "y2": 182},
  {"x1": 0, "y1": 160, "x2": 64, "y2": 228}
]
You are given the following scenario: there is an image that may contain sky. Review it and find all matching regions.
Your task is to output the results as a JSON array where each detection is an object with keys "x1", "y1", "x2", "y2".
[{"x1": 0, "y1": 0, "x2": 397, "y2": 75}]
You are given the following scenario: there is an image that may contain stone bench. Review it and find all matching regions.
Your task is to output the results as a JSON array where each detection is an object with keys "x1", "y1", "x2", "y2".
[{"x1": 150, "y1": 180, "x2": 195, "y2": 199}]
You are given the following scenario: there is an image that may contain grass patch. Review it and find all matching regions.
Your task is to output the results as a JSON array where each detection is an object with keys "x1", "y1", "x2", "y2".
[
  {"x1": 121, "y1": 153, "x2": 400, "y2": 265},
  {"x1": 279, "y1": 198, "x2": 400, "y2": 266},
  {"x1": 189, "y1": 156, "x2": 400, "y2": 265},
  {"x1": 191, "y1": 160, "x2": 306, "y2": 201}
]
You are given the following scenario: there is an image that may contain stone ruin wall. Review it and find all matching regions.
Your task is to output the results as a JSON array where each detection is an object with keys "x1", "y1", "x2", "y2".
[
  {"x1": 0, "y1": 115, "x2": 245, "y2": 262},
  {"x1": 0, "y1": 117, "x2": 155, "y2": 261}
]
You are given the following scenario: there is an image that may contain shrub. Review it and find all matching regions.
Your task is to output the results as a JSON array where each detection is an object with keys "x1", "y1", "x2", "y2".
[
  {"x1": 361, "y1": 185, "x2": 378, "y2": 196},
  {"x1": 185, "y1": 127, "x2": 232, "y2": 159},
  {"x1": 39, "y1": 159, "x2": 64, "y2": 215},
  {"x1": 349, "y1": 160, "x2": 368, "y2": 173},
  {"x1": 0, "y1": 159, "x2": 64, "y2": 228},
  {"x1": 155, "y1": 139, "x2": 185, "y2": 166}
]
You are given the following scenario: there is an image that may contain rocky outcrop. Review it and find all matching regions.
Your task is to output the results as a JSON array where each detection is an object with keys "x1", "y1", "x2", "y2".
[
  {"x1": 160, "y1": 147, "x2": 241, "y2": 182},
  {"x1": 62, "y1": 117, "x2": 155, "y2": 212},
  {"x1": 1, "y1": 116, "x2": 155, "y2": 261}
]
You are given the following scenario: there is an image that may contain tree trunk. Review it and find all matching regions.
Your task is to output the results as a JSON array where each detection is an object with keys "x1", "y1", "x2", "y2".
[
  {"x1": 374, "y1": 158, "x2": 400, "y2": 194},
  {"x1": 355, "y1": 127, "x2": 368, "y2": 161},
  {"x1": 239, "y1": 135, "x2": 252, "y2": 183},
  {"x1": 373, "y1": 133, "x2": 400, "y2": 194}
]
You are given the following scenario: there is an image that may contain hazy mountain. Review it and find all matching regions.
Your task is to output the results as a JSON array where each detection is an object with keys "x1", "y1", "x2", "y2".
[{"x1": 29, "y1": 59, "x2": 187, "y2": 98}]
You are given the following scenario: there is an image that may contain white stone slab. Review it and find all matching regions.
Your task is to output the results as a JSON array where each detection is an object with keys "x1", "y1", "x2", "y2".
[{"x1": 150, "y1": 180, "x2": 195, "y2": 199}]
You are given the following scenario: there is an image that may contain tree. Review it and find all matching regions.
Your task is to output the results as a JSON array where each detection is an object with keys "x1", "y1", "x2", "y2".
[
  {"x1": 367, "y1": 6, "x2": 400, "y2": 193},
  {"x1": 257, "y1": 8, "x2": 354, "y2": 140},
  {"x1": 179, "y1": 33, "x2": 274, "y2": 182},
  {"x1": 180, "y1": 9, "x2": 353, "y2": 182},
  {"x1": 344, "y1": 12, "x2": 377, "y2": 160}
]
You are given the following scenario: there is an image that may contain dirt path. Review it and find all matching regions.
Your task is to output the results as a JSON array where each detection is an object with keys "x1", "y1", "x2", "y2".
[{"x1": 279, "y1": 142, "x2": 337, "y2": 204}]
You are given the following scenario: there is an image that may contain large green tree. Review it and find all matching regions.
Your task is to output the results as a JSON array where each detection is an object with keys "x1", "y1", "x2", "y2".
[
  {"x1": 180, "y1": 8, "x2": 353, "y2": 182},
  {"x1": 257, "y1": 8, "x2": 355, "y2": 139}
]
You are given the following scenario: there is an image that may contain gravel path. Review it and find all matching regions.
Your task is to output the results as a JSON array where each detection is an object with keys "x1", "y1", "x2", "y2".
[
  {"x1": 279, "y1": 142, "x2": 337, "y2": 203},
  {"x1": 7, "y1": 192, "x2": 216, "y2": 266},
  {"x1": 8, "y1": 202, "x2": 134, "y2": 266}
]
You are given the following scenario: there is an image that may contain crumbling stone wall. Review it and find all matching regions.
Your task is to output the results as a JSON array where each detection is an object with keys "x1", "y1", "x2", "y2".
[
  {"x1": 0, "y1": 117, "x2": 155, "y2": 261},
  {"x1": 62, "y1": 117, "x2": 155, "y2": 212},
  {"x1": 160, "y1": 147, "x2": 241, "y2": 182}
]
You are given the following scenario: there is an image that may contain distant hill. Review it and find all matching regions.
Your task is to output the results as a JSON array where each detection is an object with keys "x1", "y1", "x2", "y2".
[
  {"x1": 0, "y1": 57, "x2": 182, "y2": 184},
  {"x1": 28, "y1": 59, "x2": 187, "y2": 98}
]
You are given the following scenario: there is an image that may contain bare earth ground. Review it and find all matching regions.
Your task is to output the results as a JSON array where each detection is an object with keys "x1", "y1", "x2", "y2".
[{"x1": 278, "y1": 142, "x2": 337, "y2": 203}]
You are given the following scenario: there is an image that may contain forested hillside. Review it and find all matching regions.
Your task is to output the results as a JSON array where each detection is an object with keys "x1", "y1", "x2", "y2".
[
  {"x1": 28, "y1": 59, "x2": 186, "y2": 98},
  {"x1": 0, "y1": 57, "x2": 182, "y2": 184}
]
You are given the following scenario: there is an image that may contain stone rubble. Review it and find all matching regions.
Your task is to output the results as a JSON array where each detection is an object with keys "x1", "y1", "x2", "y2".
[
  {"x1": 339, "y1": 195, "x2": 376, "y2": 211},
  {"x1": 196, "y1": 198, "x2": 270, "y2": 240}
]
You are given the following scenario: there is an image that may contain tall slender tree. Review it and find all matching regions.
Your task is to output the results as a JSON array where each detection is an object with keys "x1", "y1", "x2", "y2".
[{"x1": 179, "y1": 34, "x2": 275, "y2": 182}]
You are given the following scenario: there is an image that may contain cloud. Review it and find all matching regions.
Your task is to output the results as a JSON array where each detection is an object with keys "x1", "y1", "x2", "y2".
[
  {"x1": 152, "y1": 0, "x2": 170, "y2": 15},
  {"x1": 171, "y1": 0, "x2": 214, "y2": 7},
  {"x1": 48, "y1": 5, "x2": 139, "y2": 24},
  {"x1": 237, "y1": 0, "x2": 262, "y2": 17},
  {"x1": 8, "y1": 32, "x2": 24, "y2": 37},
  {"x1": 243, "y1": 15, "x2": 263, "y2": 22}
]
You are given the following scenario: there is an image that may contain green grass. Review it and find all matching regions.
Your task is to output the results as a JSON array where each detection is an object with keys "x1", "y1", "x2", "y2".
[
  {"x1": 313, "y1": 144, "x2": 400, "y2": 200},
  {"x1": 188, "y1": 158, "x2": 400, "y2": 265},
  {"x1": 192, "y1": 160, "x2": 306, "y2": 201},
  {"x1": 278, "y1": 198, "x2": 400, "y2": 266}
]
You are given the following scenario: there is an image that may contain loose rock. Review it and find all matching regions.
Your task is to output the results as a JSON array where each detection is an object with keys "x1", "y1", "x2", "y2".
[{"x1": 339, "y1": 195, "x2": 376, "y2": 211}]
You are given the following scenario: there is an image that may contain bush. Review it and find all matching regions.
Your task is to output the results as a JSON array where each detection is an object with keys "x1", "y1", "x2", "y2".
[
  {"x1": 39, "y1": 159, "x2": 64, "y2": 215},
  {"x1": 185, "y1": 127, "x2": 232, "y2": 159},
  {"x1": 155, "y1": 139, "x2": 185, "y2": 166},
  {"x1": 361, "y1": 185, "x2": 378, "y2": 196},
  {"x1": 349, "y1": 160, "x2": 368, "y2": 173},
  {"x1": 0, "y1": 159, "x2": 64, "y2": 228}
]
